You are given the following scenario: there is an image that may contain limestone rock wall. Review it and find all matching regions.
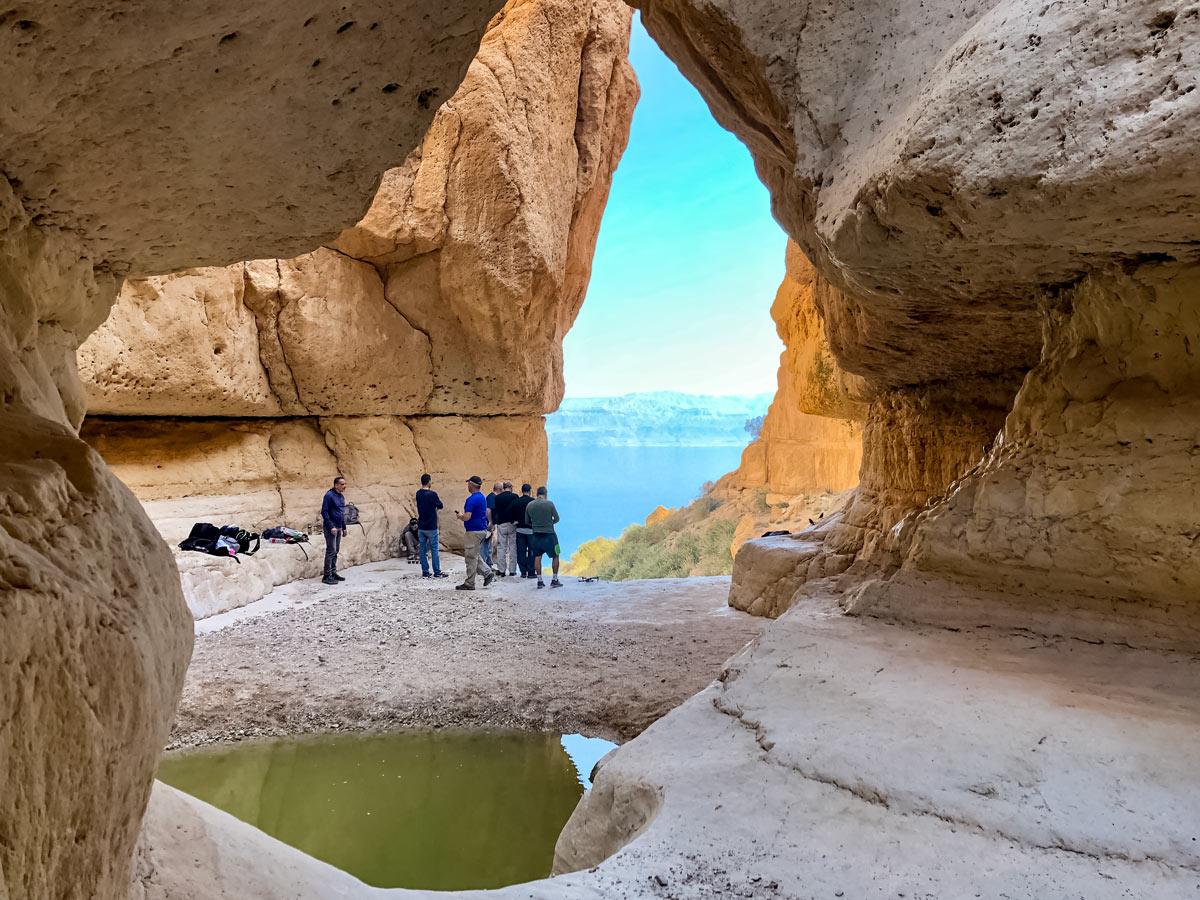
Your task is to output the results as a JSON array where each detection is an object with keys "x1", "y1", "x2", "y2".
[
  {"x1": 82, "y1": 0, "x2": 638, "y2": 420},
  {"x1": 723, "y1": 242, "x2": 864, "y2": 498},
  {"x1": 846, "y1": 263, "x2": 1200, "y2": 649},
  {"x1": 640, "y1": 0, "x2": 1200, "y2": 638},
  {"x1": 76, "y1": 0, "x2": 637, "y2": 619},
  {"x1": 2, "y1": 1, "x2": 516, "y2": 896}
]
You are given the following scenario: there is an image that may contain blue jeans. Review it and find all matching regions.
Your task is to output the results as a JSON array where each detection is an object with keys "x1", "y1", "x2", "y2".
[
  {"x1": 418, "y1": 529, "x2": 441, "y2": 575},
  {"x1": 480, "y1": 534, "x2": 493, "y2": 566}
]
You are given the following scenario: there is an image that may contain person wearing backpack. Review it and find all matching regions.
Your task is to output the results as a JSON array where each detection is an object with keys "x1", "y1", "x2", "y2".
[{"x1": 322, "y1": 476, "x2": 348, "y2": 585}]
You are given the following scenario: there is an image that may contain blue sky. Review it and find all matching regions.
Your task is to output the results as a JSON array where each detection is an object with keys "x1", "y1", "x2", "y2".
[{"x1": 562, "y1": 13, "x2": 787, "y2": 399}]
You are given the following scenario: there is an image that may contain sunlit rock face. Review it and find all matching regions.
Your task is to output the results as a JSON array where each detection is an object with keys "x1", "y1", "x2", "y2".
[
  {"x1": 639, "y1": 0, "x2": 1200, "y2": 635},
  {"x1": 335, "y1": 0, "x2": 639, "y2": 415},
  {"x1": 78, "y1": 0, "x2": 637, "y2": 618},
  {"x1": 723, "y1": 241, "x2": 864, "y2": 499},
  {"x1": 2, "y1": 2, "x2": 508, "y2": 897}
]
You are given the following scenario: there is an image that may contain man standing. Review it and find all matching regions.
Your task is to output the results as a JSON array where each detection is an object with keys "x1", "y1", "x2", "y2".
[
  {"x1": 525, "y1": 485, "x2": 562, "y2": 589},
  {"x1": 492, "y1": 480, "x2": 519, "y2": 577},
  {"x1": 415, "y1": 474, "x2": 447, "y2": 578},
  {"x1": 321, "y1": 476, "x2": 348, "y2": 585},
  {"x1": 512, "y1": 483, "x2": 536, "y2": 578},
  {"x1": 455, "y1": 475, "x2": 494, "y2": 591}
]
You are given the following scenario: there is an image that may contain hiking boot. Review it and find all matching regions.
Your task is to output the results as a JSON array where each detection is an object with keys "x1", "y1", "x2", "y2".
[
  {"x1": 333, "y1": 573, "x2": 346, "y2": 582},
  {"x1": 455, "y1": 583, "x2": 475, "y2": 591},
  {"x1": 322, "y1": 577, "x2": 338, "y2": 585},
  {"x1": 483, "y1": 571, "x2": 495, "y2": 587},
  {"x1": 550, "y1": 579, "x2": 563, "y2": 588},
  {"x1": 536, "y1": 580, "x2": 545, "y2": 589}
]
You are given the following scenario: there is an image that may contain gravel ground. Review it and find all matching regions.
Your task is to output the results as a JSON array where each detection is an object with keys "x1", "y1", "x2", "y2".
[{"x1": 170, "y1": 558, "x2": 767, "y2": 748}]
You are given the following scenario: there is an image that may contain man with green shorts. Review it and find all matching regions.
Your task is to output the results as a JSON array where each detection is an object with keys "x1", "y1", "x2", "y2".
[{"x1": 524, "y1": 485, "x2": 562, "y2": 589}]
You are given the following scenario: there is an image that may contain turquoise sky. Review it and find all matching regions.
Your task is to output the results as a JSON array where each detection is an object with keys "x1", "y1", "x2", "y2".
[{"x1": 562, "y1": 13, "x2": 787, "y2": 399}]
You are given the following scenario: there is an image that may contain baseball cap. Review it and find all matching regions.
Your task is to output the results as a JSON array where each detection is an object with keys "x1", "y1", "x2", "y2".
[{"x1": 467, "y1": 475, "x2": 482, "y2": 486}]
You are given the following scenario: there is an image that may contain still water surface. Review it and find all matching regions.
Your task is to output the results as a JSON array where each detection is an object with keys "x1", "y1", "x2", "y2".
[
  {"x1": 158, "y1": 730, "x2": 615, "y2": 890},
  {"x1": 548, "y1": 443, "x2": 748, "y2": 560}
]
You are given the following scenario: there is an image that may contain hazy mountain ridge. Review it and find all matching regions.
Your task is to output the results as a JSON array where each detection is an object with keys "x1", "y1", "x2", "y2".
[{"x1": 547, "y1": 391, "x2": 772, "y2": 446}]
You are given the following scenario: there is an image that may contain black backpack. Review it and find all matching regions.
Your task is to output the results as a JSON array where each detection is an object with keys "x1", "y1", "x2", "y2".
[
  {"x1": 179, "y1": 522, "x2": 240, "y2": 562},
  {"x1": 344, "y1": 502, "x2": 365, "y2": 534}
]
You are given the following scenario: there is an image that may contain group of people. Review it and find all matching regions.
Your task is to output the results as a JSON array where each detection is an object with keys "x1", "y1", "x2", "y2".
[{"x1": 322, "y1": 474, "x2": 562, "y2": 590}]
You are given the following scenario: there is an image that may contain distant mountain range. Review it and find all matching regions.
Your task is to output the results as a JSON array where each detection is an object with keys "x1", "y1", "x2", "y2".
[{"x1": 547, "y1": 391, "x2": 772, "y2": 447}]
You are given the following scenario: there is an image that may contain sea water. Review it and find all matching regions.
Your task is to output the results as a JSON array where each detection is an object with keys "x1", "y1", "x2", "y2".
[{"x1": 547, "y1": 443, "x2": 748, "y2": 560}]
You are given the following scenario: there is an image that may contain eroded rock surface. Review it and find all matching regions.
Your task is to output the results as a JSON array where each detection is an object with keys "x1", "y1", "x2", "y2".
[
  {"x1": 131, "y1": 594, "x2": 1200, "y2": 899},
  {"x1": 642, "y1": 1, "x2": 1200, "y2": 640},
  {"x1": 81, "y1": 0, "x2": 637, "y2": 419},
  {"x1": 2, "y1": 1, "x2": 510, "y2": 896},
  {"x1": 723, "y1": 241, "x2": 864, "y2": 500},
  {"x1": 77, "y1": 0, "x2": 637, "y2": 619}
]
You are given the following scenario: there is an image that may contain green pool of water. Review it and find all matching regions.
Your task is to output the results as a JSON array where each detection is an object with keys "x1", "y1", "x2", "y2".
[{"x1": 157, "y1": 729, "x2": 614, "y2": 890}]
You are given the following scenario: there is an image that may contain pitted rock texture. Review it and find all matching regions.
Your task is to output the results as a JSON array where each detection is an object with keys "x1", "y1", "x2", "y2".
[
  {"x1": 724, "y1": 241, "x2": 864, "y2": 499},
  {"x1": 846, "y1": 263, "x2": 1200, "y2": 650},
  {"x1": 2, "y1": 0, "x2": 503, "y2": 275},
  {"x1": 633, "y1": 0, "x2": 1199, "y2": 386},
  {"x1": 4, "y1": 3, "x2": 509, "y2": 897},
  {"x1": 637, "y1": 1, "x2": 1200, "y2": 638},
  {"x1": 0, "y1": 181, "x2": 193, "y2": 900},
  {"x1": 80, "y1": 0, "x2": 638, "y2": 420}
]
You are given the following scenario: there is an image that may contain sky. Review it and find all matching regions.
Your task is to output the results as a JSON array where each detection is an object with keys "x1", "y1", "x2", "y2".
[{"x1": 562, "y1": 13, "x2": 788, "y2": 399}]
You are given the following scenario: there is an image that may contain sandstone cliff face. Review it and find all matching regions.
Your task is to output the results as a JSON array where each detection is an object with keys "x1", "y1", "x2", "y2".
[
  {"x1": 2, "y1": 2, "x2": 510, "y2": 897},
  {"x1": 77, "y1": 0, "x2": 637, "y2": 620},
  {"x1": 724, "y1": 241, "x2": 864, "y2": 501},
  {"x1": 647, "y1": 1, "x2": 1200, "y2": 639},
  {"x1": 845, "y1": 263, "x2": 1200, "y2": 648}
]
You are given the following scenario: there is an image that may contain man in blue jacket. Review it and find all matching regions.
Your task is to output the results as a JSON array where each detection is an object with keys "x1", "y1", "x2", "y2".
[
  {"x1": 321, "y1": 476, "x2": 348, "y2": 585},
  {"x1": 455, "y1": 475, "x2": 494, "y2": 591}
]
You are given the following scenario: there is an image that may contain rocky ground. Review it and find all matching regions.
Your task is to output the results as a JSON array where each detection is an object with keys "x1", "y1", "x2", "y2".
[{"x1": 170, "y1": 559, "x2": 766, "y2": 748}]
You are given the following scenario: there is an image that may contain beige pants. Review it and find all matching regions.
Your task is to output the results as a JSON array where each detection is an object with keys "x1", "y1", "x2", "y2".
[
  {"x1": 495, "y1": 521, "x2": 518, "y2": 574},
  {"x1": 462, "y1": 530, "x2": 493, "y2": 587}
]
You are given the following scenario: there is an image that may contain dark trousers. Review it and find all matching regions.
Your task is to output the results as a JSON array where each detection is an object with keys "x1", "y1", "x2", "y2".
[
  {"x1": 323, "y1": 525, "x2": 342, "y2": 577},
  {"x1": 516, "y1": 530, "x2": 533, "y2": 576}
]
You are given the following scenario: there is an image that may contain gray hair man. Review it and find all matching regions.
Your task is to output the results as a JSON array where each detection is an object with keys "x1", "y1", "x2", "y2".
[{"x1": 492, "y1": 480, "x2": 519, "y2": 576}]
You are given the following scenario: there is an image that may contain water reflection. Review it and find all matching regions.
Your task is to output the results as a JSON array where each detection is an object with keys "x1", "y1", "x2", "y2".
[{"x1": 158, "y1": 729, "x2": 613, "y2": 890}]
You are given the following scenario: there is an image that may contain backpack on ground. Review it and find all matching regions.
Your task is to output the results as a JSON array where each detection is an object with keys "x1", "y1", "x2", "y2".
[
  {"x1": 179, "y1": 522, "x2": 240, "y2": 563},
  {"x1": 219, "y1": 525, "x2": 261, "y2": 556},
  {"x1": 262, "y1": 526, "x2": 311, "y2": 560},
  {"x1": 262, "y1": 526, "x2": 309, "y2": 543}
]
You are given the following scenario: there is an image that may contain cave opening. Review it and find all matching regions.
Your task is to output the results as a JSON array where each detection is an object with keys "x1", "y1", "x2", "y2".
[
  {"x1": 65, "y1": 3, "x2": 864, "y2": 897},
  {"x1": 8, "y1": 0, "x2": 1198, "y2": 898}
]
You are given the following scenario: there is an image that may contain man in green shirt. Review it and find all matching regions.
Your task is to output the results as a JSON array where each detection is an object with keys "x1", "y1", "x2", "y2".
[{"x1": 524, "y1": 486, "x2": 562, "y2": 589}]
